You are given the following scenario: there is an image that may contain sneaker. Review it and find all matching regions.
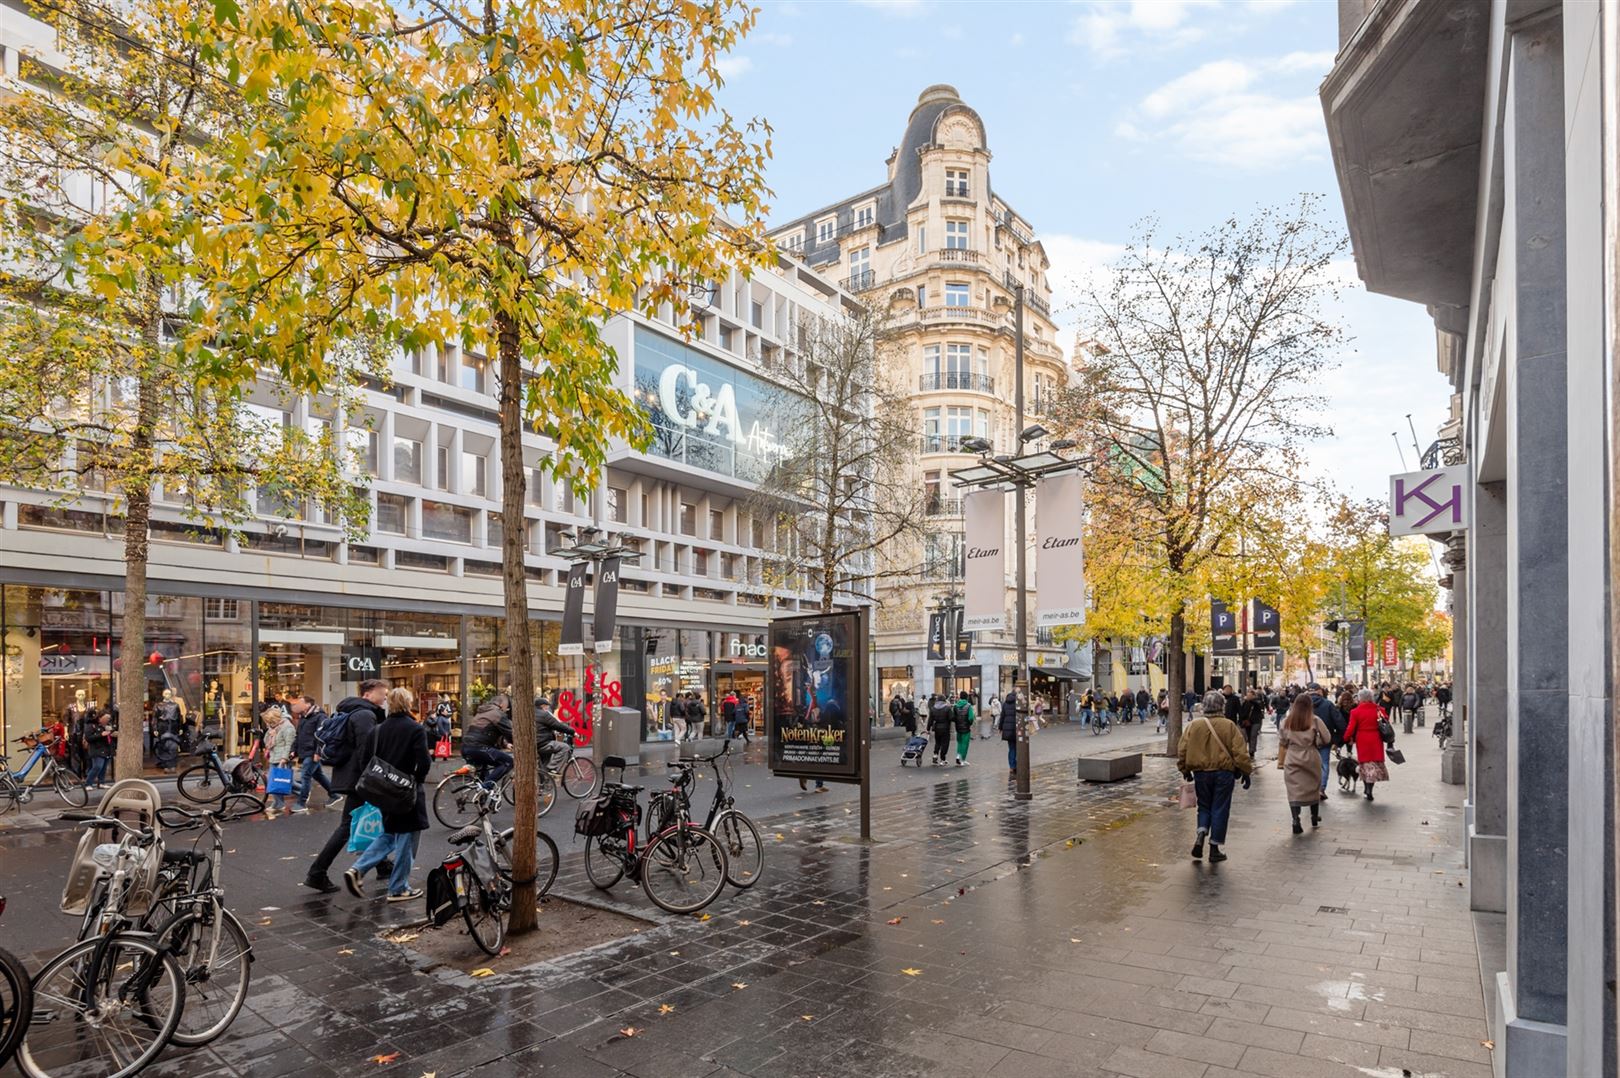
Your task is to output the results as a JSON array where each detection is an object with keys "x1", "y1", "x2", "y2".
[
  {"x1": 343, "y1": 868, "x2": 365, "y2": 898},
  {"x1": 959, "y1": 759, "x2": 969, "y2": 767},
  {"x1": 264, "y1": 809, "x2": 278, "y2": 819},
  {"x1": 954, "y1": 759, "x2": 963, "y2": 767},
  {"x1": 328, "y1": 796, "x2": 345, "y2": 811},
  {"x1": 303, "y1": 873, "x2": 340, "y2": 895},
  {"x1": 1191, "y1": 830, "x2": 1207, "y2": 860},
  {"x1": 1209, "y1": 846, "x2": 1228, "y2": 863},
  {"x1": 290, "y1": 805, "x2": 309, "y2": 814},
  {"x1": 386, "y1": 888, "x2": 423, "y2": 903}
]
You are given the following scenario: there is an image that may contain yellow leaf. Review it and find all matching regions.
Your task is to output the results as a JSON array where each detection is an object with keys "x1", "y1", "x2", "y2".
[
  {"x1": 886, "y1": 917, "x2": 903, "y2": 925},
  {"x1": 619, "y1": 1027, "x2": 640, "y2": 1038},
  {"x1": 731, "y1": 982, "x2": 748, "y2": 990},
  {"x1": 736, "y1": 920, "x2": 751, "y2": 926},
  {"x1": 901, "y1": 968, "x2": 922, "y2": 976},
  {"x1": 370, "y1": 1053, "x2": 400, "y2": 1064},
  {"x1": 658, "y1": 1003, "x2": 675, "y2": 1015},
  {"x1": 800, "y1": 1014, "x2": 814, "y2": 1021},
  {"x1": 697, "y1": 913, "x2": 711, "y2": 922},
  {"x1": 338, "y1": 949, "x2": 355, "y2": 956},
  {"x1": 468, "y1": 968, "x2": 495, "y2": 978}
]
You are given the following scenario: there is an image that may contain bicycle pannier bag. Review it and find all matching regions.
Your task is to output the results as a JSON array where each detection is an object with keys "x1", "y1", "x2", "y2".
[
  {"x1": 575, "y1": 795, "x2": 616, "y2": 837},
  {"x1": 424, "y1": 866, "x2": 458, "y2": 926}
]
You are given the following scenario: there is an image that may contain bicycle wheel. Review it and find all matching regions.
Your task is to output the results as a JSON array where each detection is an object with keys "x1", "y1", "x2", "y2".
[
  {"x1": 431, "y1": 775, "x2": 482, "y2": 829},
  {"x1": 533, "y1": 771, "x2": 557, "y2": 818},
  {"x1": 640, "y1": 825, "x2": 728, "y2": 915},
  {"x1": 0, "y1": 780, "x2": 19, "y2": 815},
  {"x1": 153, "y1": 908, "x2": 251, "y2": 1047},
  {"x1": 495, "y1": 828, "x2": 560, "y2": 898},
  {"x1": 461, "y1": 874, "x2": 506, "y2": 956},
  {"x1": 584, "y1": 833, "x2": 626, "y2": 890},
  {"x1": 50, "y1": 769, "x2": 87, "y2": 809},
  {"x1": 0, "y1": 944, "x2": 32, "y2": 1068},
  {"x1": 176, "y1": 764, "x2": 225, "y2": 804},
  {"x1": 17, "y1": 935, "x2": 184, "y2": 1078},
  {"x1": 561, "y1": 756, "x2": 598, "y2": 799},
  {"x1": 716, "y1": 811, "x2": 765, "y2": 889}
]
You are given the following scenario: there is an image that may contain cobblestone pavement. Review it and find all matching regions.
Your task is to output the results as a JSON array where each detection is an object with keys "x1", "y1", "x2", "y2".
[{"x1": 1, "y1": 724, "x2": 1488, "y2": 1078}]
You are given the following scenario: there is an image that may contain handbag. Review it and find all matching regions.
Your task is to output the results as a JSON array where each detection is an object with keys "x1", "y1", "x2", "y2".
[
  {"x1": 433, "y1": 737, "x2": 452, "y2": 761},
  {"x1": 1387, "y1": 748, "x2": 1406, "y2": 765},
  {"x1": 265, "y1": 765, "x2": 294, "y2": 796},
  {"x1": 355, "y1": 754, "x2": 416, "y2": 816},
  {"x1": 347, "y1": 804, "x2": 384, "y2": 853},
  {"x1": 1178, "y1": 781, "x2": 1197, "y2": 809}
]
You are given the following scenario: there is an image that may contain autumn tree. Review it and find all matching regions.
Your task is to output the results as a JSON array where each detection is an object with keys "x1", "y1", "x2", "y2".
[
  {"x1": 214, "y1": 0, "x2": 771, "y2": 931},
  {"x1": 1056, "y1": 198, "x2": 1346, "y2": 751},
  {"x1": 0, "y1": 0, "x2": 369, "y2": 779},
  {"x1": 748, "y1": 300, "x2": 931, "y2": 614}
]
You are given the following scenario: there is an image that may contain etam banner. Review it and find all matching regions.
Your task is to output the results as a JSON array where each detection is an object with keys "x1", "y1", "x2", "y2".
[
  {"x1": 1035, "y1": 472, "x2": 1085, "y2": 627},
  {"x1": 962, "y1": 489, "x2": 1005, "y2": 631}
]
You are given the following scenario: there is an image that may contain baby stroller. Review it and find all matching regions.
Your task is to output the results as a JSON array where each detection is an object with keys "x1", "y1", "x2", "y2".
[
  {"x1": 898, "y1": 735, "x2": 929, "y2": 767},
  {"x1": 1334, "y1": 746, "x2": 1360, "y2": 793}
]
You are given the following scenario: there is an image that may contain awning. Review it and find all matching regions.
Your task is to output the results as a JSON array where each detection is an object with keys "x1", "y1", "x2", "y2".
[{"x1": 1031, "y1": 666, "x2": 1088, "y2": 682}]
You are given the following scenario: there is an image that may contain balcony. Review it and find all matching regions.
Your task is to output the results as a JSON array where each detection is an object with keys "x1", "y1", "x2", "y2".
[
  {"x1": 924, "y1": 495, "x2": 962, "y2": 517},
  {"x1": 934, "y1": 248, "x2": 980, "y2": 265},
  {"x1": 844, "y1": 270, "x2": 877, "y2": 292},
  {"x1": 915, "y1": 304, "x2": 1001, "y2": 329},
  {"x1": 919, "y1": 371, "x2": 995, "y2": 394},
  {"x1": 1003, "y1": 271, "x2": 1052, "y2": 317},
  {"x1": 919, "y1": 433, "x2": 978, "y2": 454}
]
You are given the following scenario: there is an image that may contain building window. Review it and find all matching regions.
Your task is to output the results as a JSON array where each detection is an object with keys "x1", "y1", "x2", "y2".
[
  {"x1": 462, "y1": 452, "x2": 487, "y2": 497},
  {"x1": 946, "y1": 406, "x2": 973, "y2": 440},
  {"x1": 376, "y1": 492, "x2": 409, "y2": 535},
  {"x1": 750, "y1": 300, "x2": 763, "y2": 328},
  {"x1": 916, "y1": 225, "x2": 926, "y2": 254},
  {"x1": 916, "y1": 284, "x2": 927, "y2": 308},
  {"x1": 750, "y1": 518, "x2": 764, "y2": 549},
  {"x1": 435, "y1": 445, "x2": 451, "y2": 491},
  {"x1": 393, "y1": 437, "x2": 422, "y2": 484},
  {"x1": 204, "y1": 597, "x2": 239, "y2": 621},
  {"x1": 422, "y1": 500, "x2": 473, "y2": 543},
  {"x1": 781, "y1": 233, "x2": 803, "y2": 252},
  {"x1": 816, "y1": 217, "x2": 835, "y2": 244},
  {"x1": 945, "y1": 169, "x2": 969, "y2": 197},
  {"x1": 607, "y1": 486, "x2": 627, "y2": 524},
  {"x1": 710, "y1": 509, "x2": 724, "y2": 540},
  {"x1": 719, "y1": 325, "x2": 734, "y2": 351},
  {"x1": 460, "y1": 353, "x2": 487, "y2": 394},
  {"x1": 694, "y1": 549, "x2": 710, "y2": 576},
  {"x1": 923, "y1": 343, "x2": 941, "y2": 376},
  {"x1": 946, "y1": 342, "x2": 972, "y2": 376},
  {"x1": 974, "y1": 409, "x2": 990, "y2": 439},
  {"x1": 680, "y1": 503, "x2": 696, "y2": 535},
  {"x1": 848, "y1": 246, "x2": 871, "y2": 289},
  {"x1": 945, "y1": 282, "x2": 970, "y2": 308},
  {"x1": 923, "y1": 407, "x2": 942, "y2": 437},
  {"x1": 854, "y1": 203, "x2": 874, "y2": 229},
  {"x1": 945, "y1": 219, "x2": 970, "y2": 250}
]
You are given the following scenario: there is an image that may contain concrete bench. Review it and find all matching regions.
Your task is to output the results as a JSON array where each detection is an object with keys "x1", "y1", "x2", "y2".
[{"x1": 1077, "y1": 753, "x2": 1143, "y2": 783}]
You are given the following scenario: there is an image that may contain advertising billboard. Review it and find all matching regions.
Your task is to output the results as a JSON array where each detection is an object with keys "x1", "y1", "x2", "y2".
[{"x1": 767, "y1": 609, "x2": 868, "y2": 783}]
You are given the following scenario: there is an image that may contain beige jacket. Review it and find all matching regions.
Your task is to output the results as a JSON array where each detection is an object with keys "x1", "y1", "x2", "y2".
[{"x1": 1177, "y1": 714, "x2": 1253, "y2": 776}]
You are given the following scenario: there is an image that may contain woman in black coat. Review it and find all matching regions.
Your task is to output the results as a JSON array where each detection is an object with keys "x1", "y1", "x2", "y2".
[
  {"x1": 344, "y1": 686, "x2": 430, "y2": 901},
  {"x1": 1000, "y1": 692, "x2": 1020, "y2": 775}
]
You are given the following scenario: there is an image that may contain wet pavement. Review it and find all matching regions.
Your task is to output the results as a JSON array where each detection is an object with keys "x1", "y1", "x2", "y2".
[{"x1": 0, "y1": 720, "x2": 1490, "y2": 1078}]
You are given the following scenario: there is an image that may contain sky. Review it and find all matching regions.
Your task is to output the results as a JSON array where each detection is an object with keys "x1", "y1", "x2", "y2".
[{"x1": 714, "y1": 0, "x2": 1455, "y2": 502}]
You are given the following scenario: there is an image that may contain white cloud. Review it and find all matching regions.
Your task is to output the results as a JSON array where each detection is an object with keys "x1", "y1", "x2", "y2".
[
  {"x1": 1069, "y1": 0, "x2": 1219, "y2": 58},
  {"x1": 1116, "y1": 56, "x2": 1330, "y2": 170},
  {"x1": 716, "y1": 55, "x2": 754, "y2": 80},
  {"x1": 851, "y1": 0, "x2": 927, "y2": 16},
  {"x1": 1034, "y1": 233, "x2": 1129, "y2": 335},
  {"x1": 755, "y1": 31, "x2": 794, "y2": 47},
  {"x1": 1009, "y1": 32, "x2": 1025, "y2": 47}
]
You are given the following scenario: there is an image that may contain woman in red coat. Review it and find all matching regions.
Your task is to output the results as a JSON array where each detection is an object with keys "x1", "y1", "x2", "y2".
[{"x1": 1342, "y1": 689, "x2": 1389, "y2": 800}]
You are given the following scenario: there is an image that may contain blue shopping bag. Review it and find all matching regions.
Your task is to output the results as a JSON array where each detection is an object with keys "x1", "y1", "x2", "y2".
[
  {"x1": 347, "y1": 803, "x2": 383, "y2": 853},
  {"x1": 265, "y1": 766, "x2": 294, "y2": 796}
]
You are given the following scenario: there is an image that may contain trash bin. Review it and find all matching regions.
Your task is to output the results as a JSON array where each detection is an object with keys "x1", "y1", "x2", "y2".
[{"x1": 596, "y1": 706, "x2": 642, "y2": 766}]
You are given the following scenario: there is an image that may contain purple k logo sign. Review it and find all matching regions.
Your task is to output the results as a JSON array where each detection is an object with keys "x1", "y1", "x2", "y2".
[{"x1": 1390, "y1": 466, "x2": 1469, "y2": 536}]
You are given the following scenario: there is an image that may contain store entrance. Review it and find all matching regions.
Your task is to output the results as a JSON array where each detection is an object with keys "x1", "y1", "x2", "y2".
[{"x1": 712, "y1": 663, "x2": 765, "y2": 736}]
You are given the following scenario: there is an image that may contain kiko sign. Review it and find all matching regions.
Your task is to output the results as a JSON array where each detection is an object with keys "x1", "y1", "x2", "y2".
[{"x1": 1389, "y1": 465, "x2": 1469, "y2": 537}]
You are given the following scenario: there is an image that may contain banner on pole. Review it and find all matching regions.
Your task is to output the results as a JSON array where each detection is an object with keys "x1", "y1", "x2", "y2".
[
  {"x1": 1348, "y1": 620, "x2": 1367, "y2": 659},
  {"x1": 592, "y1": 557, "x2": 621, "y2": 654},
  {"x1": 962, "y1": 490, "x2": 1005, "y2": 631},
  {"x1": 1365, "y1": 637, "x2": 1376, "y2": 667},
  {"x1": 1382, "y1": 635, "x2": 1399, "y2": 667},
  {"x1": 559, "y1": 562, "x2": 588, "y2": 656},
  {"x1": 926, "y1": 612, "x2": 947, "y2": 662},
  {"x1": 1251, "y1": 600, "x2": 1281, "y2": 651},
  {"x1": 1211, "y1": 599, "x2": 1238, "y2": 654},
  {"x1": 1035, "y1": 473, "x2": 1086, "y2": 627}
]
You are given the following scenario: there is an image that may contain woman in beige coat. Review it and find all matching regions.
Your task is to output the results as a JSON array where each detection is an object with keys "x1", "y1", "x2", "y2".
[{"x1": 1277, "y1": 695, "x2": 1331, "y2": 834}]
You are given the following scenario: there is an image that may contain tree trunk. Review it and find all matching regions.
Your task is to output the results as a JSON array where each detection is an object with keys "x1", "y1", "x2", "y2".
[
  {"x1": 1165, "y1": 606, "x2": 1186, "y2": 755},
  {"x1": 115, "y1": 294, "x2": 163, "y2": 782},
  {"x1": 496, "y1": 307, "x2": 540, "y2": 934}
]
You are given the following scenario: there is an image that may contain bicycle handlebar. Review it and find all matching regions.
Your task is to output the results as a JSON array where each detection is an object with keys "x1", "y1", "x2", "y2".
[{"x1": 59, "y1": 812, "x2": 155, "y2": 840}]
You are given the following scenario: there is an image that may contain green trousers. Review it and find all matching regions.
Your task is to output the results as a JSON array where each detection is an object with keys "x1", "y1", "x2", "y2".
[{"x1": 956, "y1": 730, "x2": 971, "y2": 760}]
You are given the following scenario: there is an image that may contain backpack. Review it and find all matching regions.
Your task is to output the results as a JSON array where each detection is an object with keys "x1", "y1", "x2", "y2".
[
  {"x1": 315, "y1": 709, "x2": 354, "y2": 766},
  {"x1": 952, "y1": 700, "x2": 973, "y2": 733}
]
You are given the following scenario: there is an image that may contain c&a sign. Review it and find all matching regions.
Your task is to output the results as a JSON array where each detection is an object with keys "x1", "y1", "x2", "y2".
[{"x1": 1389, "y1": 465, "x2": 1469, "y2": 537}]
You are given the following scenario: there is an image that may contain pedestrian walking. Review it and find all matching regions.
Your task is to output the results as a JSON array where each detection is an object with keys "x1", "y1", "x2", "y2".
[
  {"x1": 344, "y1": 686, "x2": 430, "y2": 902},
  {"x1": 1310, "y1": 683, "x2": 1344, "y2": 801},
  {"x1": 953, "y1": 691, "x2": 974, "y2": 766},
  {"x1": 983, "y1": 694, "x2": 1001, "y2": 739},
  {"x1": 289, "y1": 695, "x2": 334, "y2": 812},
  {"x1": 1277, "y1": 695, "x2": 1331, "y2": 833},
  {"x1": 999, "y1": 690, "x2": 1020, "y2": 776},
  {"x1": 1135, "y1": 687, "x2": 1152, "y2": 725},
  {"x1": 1237, "y1": 688, "x2": 1266, "y2": 759},
  {"x1": 1401, "y1": 683, "x2": 1421, "y2": 733},
  {"x1": 1177, "y1": 690, "x2": 1253, "y2": 863},
  {"x1": 262, "y1": 706, "x2": 296, "y2": 818},
  {"x1": 1220, "y1": 683, "x2": 1240, "y2": 721},
  {"x1": 668, "y1": 693, "x2": 688, "y2": 742},
  {"x1": 1343, "y1": 689, "x2": 1390, "y2": 801},
  {"x1": 900, "y1": 695, "x2": 917, "y2": 737},
  {"x1": 303, "y1": 679, "x2": 389, "y2": 894},
  {"x1": 928, "y1": 694, "x2": 953, "y2": 765}
]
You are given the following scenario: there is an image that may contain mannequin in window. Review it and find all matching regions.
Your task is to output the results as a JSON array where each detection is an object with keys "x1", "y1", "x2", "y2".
[
  {"x1": 152, "y1": 689, "x2": 183, "y2": 771},
  {"x1": 66, "y1": 689, "x2": 95, "y2": 775}
]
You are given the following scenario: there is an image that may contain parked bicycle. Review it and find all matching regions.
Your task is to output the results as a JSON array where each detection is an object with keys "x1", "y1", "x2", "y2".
[
  {"x1": 0, "y1": 736, "x2": 87, "y2": 811},
  {"x1": 645, "y1": 743, "x2": 763, "y2": 890},
  {"x1": 0, "y1": 895, "x2": 32, "y2": 1070},
  {"x1": 578, "y1": 757, "x2": 728, "y2": 914},
  {"x1": 176, "y1": 734, "x2": 261, "y2": 804},
  {"x1": 428, "y1": 783, "x2": 559, "y2": 956}
]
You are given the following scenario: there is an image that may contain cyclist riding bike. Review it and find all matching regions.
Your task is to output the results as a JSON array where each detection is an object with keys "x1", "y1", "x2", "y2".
[
  {"x1": 534, "y1": 695, "x2": 576, "y2": 768},
  {"x1": 461, "y1": 693, "x2": 514, "y2": 788}
]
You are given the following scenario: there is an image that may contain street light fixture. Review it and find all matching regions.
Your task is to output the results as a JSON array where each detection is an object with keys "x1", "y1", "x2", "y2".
[{"x1": 1020, "y1": 423, "x2": 1050, "y2": 443}]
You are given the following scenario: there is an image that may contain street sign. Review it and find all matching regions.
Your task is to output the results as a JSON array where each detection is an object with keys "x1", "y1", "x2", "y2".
[
  {"x1": 1390, "y1": 465, "x2": 1469, "y2": 536},
  {"x1": 1210, "y1": 600, "x2": 1238, "y2": 654}
]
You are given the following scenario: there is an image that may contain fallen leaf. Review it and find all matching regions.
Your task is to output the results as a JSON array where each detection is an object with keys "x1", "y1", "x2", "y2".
[
  {"x1": 260, "y1": 906, "x2": 280, "y2": 911},
  {"x1": 931, "y1": 920, "x2": 945, "y2": 925},
  {"x1": 736, "y1": 920, "x2": 751, "y2": 926},
  {"x1": 619, "y1": 1027, "x2": 640, "y2": 1038},
  {"x1": 384, "y1": 932, "x2": 420, "y2": 944},
  {"x1": 810, "y1": 900, "x2": 827, "y2": 907},
  {"x1": 658, "y1": 1003, "x2": 675, "y2": 1015},
  {"x1": 800, "y1": 1014, "x2": 815, "y2": 1021},
  {"x1": 886, "y1": 917, "x2": 903, "y2": 925},
  {"x1": 774, "y1": 833, "x2": 785, "y2": 840},
  {"x1": 279, "y1": 855, "x2": 296, "y2": 860},
  {"x1": 731, "y1": 982, "x2": 748, "y2": 990},
  {"x1": 901, "y1": 968, "x2": 922, "y2": 976},
  {"x1": 469, "y1": 968, "x2": 495, "y2": 978},
  {"x1": 498, "y1": 947, "x2": 511, "y2": 956},
  {"x1": 1483, "y1": 1040, "x2": 1495, "y2": 1050},
  {"x1": 338, "y1": 949, "x2": 355, "y2": 956},
  {"x1": 257, "y1": 918, "x2": 273, "y2": 926},
  {"x1": 421, "y1": 1073, "x2": 436, "y2": 1078},
  {"x1": 668, "y1": 951, "x2": 681, "y2": 956},
  {"x1": 697, "y1": 913, "x2": 711, "y2": 922},
  {"x1": 1070, "y1": 938, "x2": 1082, "y2": 943},
  {"x1": 369, "y1": 1052, "x2": 400, "y2": 1065}
]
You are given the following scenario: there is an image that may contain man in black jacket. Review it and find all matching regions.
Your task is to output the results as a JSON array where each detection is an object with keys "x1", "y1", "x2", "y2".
[
  {"x1": 1308, "y1": 683, "x2": 1342, "y2": 802},
  {"x1": 534, "y1": 695, "x2": 575, "y2": 769},
  {"x1": 1221, "y1": 683, "x2": 1240, "y2": 721},
  {"x1": 289, "y1": 695, "x2": 334, "y2": 813},
  {"x1": 303, "y1": 679, "x2": 388, "y2": 894}
]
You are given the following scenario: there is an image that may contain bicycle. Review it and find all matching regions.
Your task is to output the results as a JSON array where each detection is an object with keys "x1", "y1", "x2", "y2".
[
  {"x1": 432, "y1": 784, "x2": 560, "y2": 956},
  {"x1": 0, "y1": 737, "x2": 88, "y2": 811},
  {"x1": 176, "y1": 734, "x2": 261, "y2": 804},
  {"x1": 687, "y1": 741, "x2": 764, "y2": 890},
  {"x1": 0, "y1": 895, "x2": 32, "y2": 1070},
  {"x1": 434, "y1": 734, "x2": 592, "y2": 828},
  {"x1": 578, "y1": 758, "x2": 728, "y2": 914}
]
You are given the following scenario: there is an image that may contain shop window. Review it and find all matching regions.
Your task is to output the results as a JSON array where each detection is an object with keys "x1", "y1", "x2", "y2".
[
  {"x1": 18, "y1": 504, "x2": 107, "y2": 534},
  {"x1": 204, "y1": 598, "x2": 240, "y2": 621},
  {"x1": 396, "y1": 550, "x2": 449, "y2": 571}
]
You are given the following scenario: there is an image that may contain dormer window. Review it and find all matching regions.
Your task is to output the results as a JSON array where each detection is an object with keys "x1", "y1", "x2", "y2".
[
  {"x1": 854, "y1": 203, "x2": 875, "y2": 230},
  {"x1": 816, "y1": 217, "x2": 836, "y2": 245},
  {"x1": 945, "y1": 169, "x2": 969, "y2": 197}
]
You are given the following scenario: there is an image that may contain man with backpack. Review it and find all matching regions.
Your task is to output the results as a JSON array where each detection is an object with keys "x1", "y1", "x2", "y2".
[
  {"x1": 928, "y1": 693, "x2": 953, "y2": 765},
  {"x1": 303, "y1": 679, "x2": 388, "y2": 895},
  {"x1": 952, "y1": 691, "x2": 975, "y2": 767},
  {"x1": 289, "y1": 694, "x2": 334, "y2": 813},
  {"x1": 1308, "y1": 683, "x2": 1344, "y2": 802}
]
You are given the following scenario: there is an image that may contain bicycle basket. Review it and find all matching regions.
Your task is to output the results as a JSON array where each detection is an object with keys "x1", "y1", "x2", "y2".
[
  {"x1": 574, "y1": 795, "x2": 617, "y2": 837},
  {"x1": 60, "y1": 779, "x2": 164, "y2": 916}
]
